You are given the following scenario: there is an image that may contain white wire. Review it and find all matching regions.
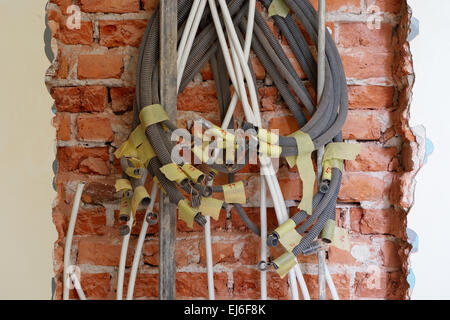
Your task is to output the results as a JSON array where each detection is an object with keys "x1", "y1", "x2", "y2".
[
  {"x1": 204, "y1": 179, "x2": 215, "y2": 300},
  {"x1": 126, "y1": 184, "x2": 159, "y2": 300},
  {"x1": 116, "y1": 213, "x2": 134, "y2": 300},
  {"x1": 177, "y1": 0, "x2": 208, "y2": 91},
  {"x1": 69, "y1": 271, "x2": 86, "y2": 300},
  {"x1": 63, "y1": 182, "x2": 85, "y2": 300},
  {"x1": 208, "y1": 0, "x2": 310, "y2": 300},
  {"x1": 324, "y1": 262, "x2": 340, "y2": 300},
  {"x1": 177, "y1": 0, "x2": 201, "y2": 68},
  {"x1": 260, "y1": 179, "x2": 268, "y2": 300}
]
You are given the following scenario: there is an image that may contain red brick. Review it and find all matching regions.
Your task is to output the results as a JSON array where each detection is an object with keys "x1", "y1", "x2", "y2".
[
  {"x1": 76, "y1": 115, "x2": 114, "y2": 142},
  {"x1": 231, "y1": 207, "x2": 279, "y2": 233},
  {"x1": 341, "y1": 48, "x2": 394, "y2": 79},
  {"x1": 381, "y1": 240, "x2": 402, "y2": 268},
  {"x1": 343, "y1": 110, "x2": 384, "y2": 140},
  {"x1": 200, "y1": 241, "x2": 237, "y2": 266},
  {"x1": 123, "y1": 273, "x2": 158, "y2": 298},
  {"x1": 354, "y1": 271, "x2": 408, "y2": 299},
  {"x1": 82, "y1": 181, "x2": 117, "y2": 204},
  {"x1": 328, "y1": 246, "x2": 359, "y2": 266},
  {"x1": 111, "y1": 87, "x2": 135, "y2": 112},
  {"x1": 50, "y1": 0, "x2": 73, "y2": 13},
  {"x1": 303, "y1": 273, "x2": 351, "y2": 300},
  {"x1": 346, "y1": 143, "x2": 398, "y2": 171},
  {"x1": 143, "y1": 239, "x2": 200, "y2": 267},
  {"x1": 52, "y1": 86, "x2": 107, "y2": 112},
  {"x1": 142, "y1": 0, "x2": 159, "y2": 12},
  {"x1": 99, "y1": 20, "x2": 147, "y2": 47},
  {"x1": 366, "y1": 0, "x2": 403, "y2": 15},
  {"x1": 268, "y1": 115, "x2": 300, "y2": 136},
  {"x1": 77, "y1": 0, "x2": 140, "y2": 13},
  {"x1": 178, "y1": 82, "x2": 218, "y2": 112},
  {"x1": 78, "y1": 54, "x2": 124, "y2": 79},
  {"x1": 176, "y1": 273, "x2": 208, "y2": 298},
  {"x1": 81, "y1": 86, "x2": 108, "y2": 112},
  {"x1": 339, "y1": 172, "x2": 384, "y2": 202},
  {"x1": 233, "y1": 268, "x2": 260, "y2": 299},
  {"x1": 70, "y1": 273, "x2": 111, "y2": 299},
  {"x1": 79, "y1": 157, "x2": 111, "y2": 175},
  {"x1": 351, "y1": 208, "x2": 407, "y2": 239},
  {"x1": 73, "y1": 207, "x2": 107, "y2": 236},
  {"x1": 77, "y1": 238, "x2": 134, "y2": 266},
  {"x1": 259, "y1": 87, "x2": 279, "y2": 111},
  {"x1": 48, "y1": 9, "x2": 93, "y2": 45},
  {"x1": 57, "y1": 146, "x2": 109, "y2": 172},
  {"x1": 52, "y1": 87, "x2": 81, "y2": 112},
  {"x1": 53, "y1": 113, "x2": 71, "y2": 141},
  {"x1": 348, "y1": 85, "x2": 394, "y2": 109},
  {"x1": 310, "y1": 0, "x2": 362, "y2": 13},
  {"x1": 338, "y1": 23, "x2": 393, "y2": 52}
]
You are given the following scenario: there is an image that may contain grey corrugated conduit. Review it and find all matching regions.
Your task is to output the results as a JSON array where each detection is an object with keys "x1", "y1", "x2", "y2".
[{"x1": 110, "y1": 0, "x2": 352, "y2": 301}]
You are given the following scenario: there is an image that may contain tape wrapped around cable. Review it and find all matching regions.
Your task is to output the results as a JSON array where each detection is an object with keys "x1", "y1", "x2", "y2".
[{"x1": 119, "y1": 0, "x2": 348, "y2": 255}]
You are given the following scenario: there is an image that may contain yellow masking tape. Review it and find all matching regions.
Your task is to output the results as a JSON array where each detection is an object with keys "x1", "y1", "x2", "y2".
[
  {"x1": 268, "y1": 0, "x2": 290, "y2": 18},
  {"x1": 199, "y1": 197, "x2": 223, "y2": 221},
  {"x1": 322, "y1": 142, "x2": 362, "y2": 180},
  {"x1": 115, "y1": 179, "x2": 132, "y2": 192},
  {"x1": 114, "y1": 140, "x2": 138, "y2": 159},
  {"x1": 136, "y1": 139, "x2": 156, "y2": 165},
  {"x1": 225, "y1": 138, "x2": 235, "y2": 163},
  {"x1": 258, "y1": 128, "x2": 280, "y2": 145},
  {"x1": 131, "y1": 186, "x2": 150, "y2": 218},
  {"x1": 119, "y1": 196, "x2": 131, "y2": 219},
  {"x1": 178, "y1": 199, "x2": 198, "y2": 229},
  {"x1": 125, "y1": 166, "x2": 143, "y2": 179},
  {"x1": 193, "y1": 143, "x2": 208, "y2": 164},
  {"x1": 181, "y1": 164, "x2": 204, "y2": 182},
  {"x1": 332, "y1": 226, "x2": 351, "y2": 252},
  {"x1": 153, "y1": 176, "x2": 167, "y2": 195},
  {"x1": 129, "y1": 125, "x2": 147, "y2": 148},
  {"x1": 275, "y1": 219, "x2": 296, "y2": 238},
  {"x1": 222, "y1": 181, "x2": 247, "y2": 204},
  {"x1": 274, "y1": 251, "x2": 297, "y2": 279},
  {"x1": 160, "y1": 163, "x2": 187, "y2": 184},
  {"x1": 286, "y1": 131, "x2": 315, "y2": 215},
  {"x1": 139, "y1": 104, "x2": 169, "y2": 127},
  {"x1": 279, "y1": 229, "x2": 302, "y2": 252},
  {"x1": 321, "y1": 219, "x2": 336, "y2": 242},
  {"x1": 259, "y1": 142, "x2": 282, "y2": 158},
  {"x1": 205, "y1": 126, "x2": 236, "y2": 142}
]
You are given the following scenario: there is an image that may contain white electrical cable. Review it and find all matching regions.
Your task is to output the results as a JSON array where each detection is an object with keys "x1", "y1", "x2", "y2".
[
  {"x1": 204, "y1": 180, "x2": 215, "y2": 300},
  {"x1": 324, "y1": 262, "x2": 339, "y2": 300},
  {"x1": 260, "y1": 179, "x2": 268, "y2": 300},
  {"x1": 117, "y1": 213, "x2": 134, "y2": 300},
  {"x1": 69, "y1": 271, "x2": 86, "y2": 300},
  {"x1": 208, "y1": 0, "x2": 309, "y2": 300},
  {"x1": 126, "y1": 184, "x2": 159, "y2": 300},
  {"x1": 177, "y1": 0, "x2": 208, "y2": 91},
  {"x1": 63, "y1": 182, "x2": 85, "y2": 301},
  {"x1": 177, "y1": 0, "x2": 201, "y2": 68}
]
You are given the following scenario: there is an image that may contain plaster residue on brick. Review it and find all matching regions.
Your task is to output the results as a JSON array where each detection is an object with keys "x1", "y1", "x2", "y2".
[{"x1": 46, "y1": 0, "x2": 419, "y2": 300}]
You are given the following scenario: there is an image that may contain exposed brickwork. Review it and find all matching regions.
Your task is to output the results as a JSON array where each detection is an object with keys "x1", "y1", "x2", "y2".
[{"x1": 47, "y1": 0, "x2": 414, "y2": 300}]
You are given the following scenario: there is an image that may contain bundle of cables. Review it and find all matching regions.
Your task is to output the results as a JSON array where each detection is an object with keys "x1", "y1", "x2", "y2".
[{"x1": 112, "y1": 0, "x2": 361, "y2": 301}]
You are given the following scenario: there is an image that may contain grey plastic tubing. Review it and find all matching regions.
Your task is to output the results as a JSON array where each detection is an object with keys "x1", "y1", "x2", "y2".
[{"x1": 122, "y1": 1, "x2": 348, "y2": 243}]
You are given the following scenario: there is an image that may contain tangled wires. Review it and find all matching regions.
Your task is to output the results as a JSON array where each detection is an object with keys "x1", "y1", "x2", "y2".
[{"x1": 116, "y1": 0, "x2": 359, "y2": 298}]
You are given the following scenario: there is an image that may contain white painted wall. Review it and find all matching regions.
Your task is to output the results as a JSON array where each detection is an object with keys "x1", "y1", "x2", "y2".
[
  {"x1": 408, "y1": 0, "x2": 450, "y2": 300},
  {"x1": 0, "y1": 0, "x2": 56, "y2": 299}
]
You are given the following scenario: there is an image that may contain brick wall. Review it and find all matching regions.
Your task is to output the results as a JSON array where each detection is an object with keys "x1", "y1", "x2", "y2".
[{"x1": 46, "y1": 0, "x2": 416, "y2": 300}]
